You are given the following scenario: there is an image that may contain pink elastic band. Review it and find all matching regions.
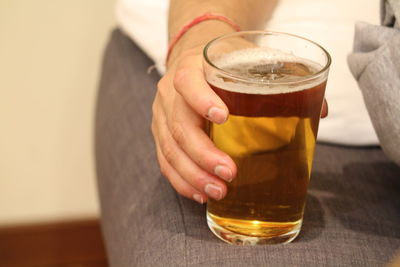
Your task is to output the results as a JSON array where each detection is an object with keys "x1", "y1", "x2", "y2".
[{"x1": 166, "y1": 13, "x2": 241, "y2": 65}]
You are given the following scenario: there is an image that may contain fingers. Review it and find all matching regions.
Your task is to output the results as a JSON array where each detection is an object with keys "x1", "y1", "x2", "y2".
[
  {"x1": 321, "y1": 98, "x2": 328, "y2": 118},
  {"x1": 154, "y1": 136, "x2": 207, "y2": 204},
  {"x1": 174, "y1": 55, "x2": 329, "y2": 122},
  {"x1": 152, "y1": 50, "x2": 237, "y2": 204},
  {"x1": 152, "y1": 94, "x2": 229, "y2": 202},
  {"x1": 173, "y1": 57, "x2": 229, "y2": 124},
  {"x1": 168, "y1": 95, "x2": 237, "y2": 182}
]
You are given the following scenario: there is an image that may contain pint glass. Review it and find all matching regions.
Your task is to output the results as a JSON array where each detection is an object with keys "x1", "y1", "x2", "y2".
[{"x1": 203, "y1": 31, "x2": 331, "y2": 245}]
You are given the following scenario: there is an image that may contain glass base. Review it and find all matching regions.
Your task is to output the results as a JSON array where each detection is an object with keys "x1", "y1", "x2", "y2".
[{"x1": 207, "y1": 213, "x2": 301, "y2": 245}]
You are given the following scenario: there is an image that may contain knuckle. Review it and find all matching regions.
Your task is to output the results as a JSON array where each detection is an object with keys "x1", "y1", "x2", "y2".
[
  {"x1": 173, "y1": 67, "x2": 192, "y2": 90},
  {"x1": 195, "y1": 155, "x2": 208, "y2": 169},
  {"x1": 151, "y1": 102, "x2": 160, "y2": 123},
  {"x1": 151, "y1": 100, "x2": 156, "y2": 115},
  {"x1": 159, "y1": 163, "x2": 169, "y2": 179},
  {"x1": 151, "y1": 120, "x2": 156, "y2": 136},
  {"x1": 151, "y1": 99, "x2": 157, "y2": 114},
  {"x1": 157, "y1": 78, "x2": 168, "y2": 99},
  {"x1": 160, "y1": 140, "x2": 175, "y2": 165},
  {"x1": 170, "y1": 122, "x2": 185, "y2": 146},
  {"x1": 157, "y1": 77, "x2": 166, "y2": 90},
  {"x1": 151, "y1": 108, "x2": 157, "y2": 124},
  {"x1": 151, "y1": 107, "x2": 159, "y2": 135},
  {"x1": 155, "y1": 148, "x2": 170, "y2": 179},
  {"x1": 195, "y1": 174, "x2": 208, "y2": 186}
]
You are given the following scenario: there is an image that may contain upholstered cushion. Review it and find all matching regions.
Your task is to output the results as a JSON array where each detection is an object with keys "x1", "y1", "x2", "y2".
[{"x1": 95, "y1": 29, "x2": 400, "y2": 267}]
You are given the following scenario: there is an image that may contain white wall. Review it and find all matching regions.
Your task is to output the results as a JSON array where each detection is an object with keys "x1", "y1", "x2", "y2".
[{"x1": 0, "y1": 0, "x2": 116, "y2": 225}]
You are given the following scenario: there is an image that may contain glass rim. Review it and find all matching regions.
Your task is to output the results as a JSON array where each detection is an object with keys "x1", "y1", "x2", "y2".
[{"x1": 203, "y1": 30, "x2": 332, "y2": 86}]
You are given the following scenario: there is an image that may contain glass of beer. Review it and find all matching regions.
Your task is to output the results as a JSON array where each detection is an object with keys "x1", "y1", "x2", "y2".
[{"x1": 203, "y1": 31, "x2": 331, "y2": 245}]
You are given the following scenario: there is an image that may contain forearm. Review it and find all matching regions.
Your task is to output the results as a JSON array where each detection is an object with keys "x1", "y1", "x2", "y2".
[{"x1": 167, "y1": 0, "x2": 275, "y2": 65}]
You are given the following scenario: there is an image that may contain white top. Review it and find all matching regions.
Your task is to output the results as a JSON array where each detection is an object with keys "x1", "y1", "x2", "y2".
[{"x1": 116, "y1": 0, "x2": 380, "y2": 146}]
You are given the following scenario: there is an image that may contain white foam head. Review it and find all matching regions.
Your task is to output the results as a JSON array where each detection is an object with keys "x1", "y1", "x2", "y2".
[{"x1": 206, "y1": 48, "x2": 326, "y2": 95}]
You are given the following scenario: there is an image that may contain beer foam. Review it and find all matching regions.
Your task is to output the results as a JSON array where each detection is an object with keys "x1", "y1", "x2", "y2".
[
  {"x1": 216, "y1": 48, "x2": 303, "y2": 69},
  {"x1": 207, "y1": 48, "x2": 326, "y2": 95}
]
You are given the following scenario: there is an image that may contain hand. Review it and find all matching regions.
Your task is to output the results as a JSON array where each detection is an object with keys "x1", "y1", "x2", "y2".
[
  {"x1": 151, "y1": 45, "x2": 329, "y2": 204},
  {"x1": 321, "y1": 99, "x2": 328, "y2": 118},
  {"x1": 151, "y1": 46, "x2": 237, "y2": 204}
]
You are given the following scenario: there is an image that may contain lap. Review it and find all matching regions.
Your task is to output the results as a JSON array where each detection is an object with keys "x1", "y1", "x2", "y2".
[{"x1": 95, "y1": 29, "x2": 400, "y2": 267}]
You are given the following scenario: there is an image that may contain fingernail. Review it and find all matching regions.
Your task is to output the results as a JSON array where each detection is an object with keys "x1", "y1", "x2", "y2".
[
  {"x1": 204, "y1": 184, "x2": 223, "y2": 200},
  {"x1": 207, "y1": 107, "x2": 228, "y2": 124},
  {"x1": 325, "y1": 100, "x2": 329, "y2": 116},
  {"x1": 214, "y1": 165, "x2": 233, "y2": 182},
  {"x1": 193, "y1": 194, "x2": 204, "y2": 204}
]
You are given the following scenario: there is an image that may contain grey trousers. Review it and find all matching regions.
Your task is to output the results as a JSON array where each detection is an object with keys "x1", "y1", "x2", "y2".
[{"x1": 95, "y1": 29, "x2": 400, "y2": 267}]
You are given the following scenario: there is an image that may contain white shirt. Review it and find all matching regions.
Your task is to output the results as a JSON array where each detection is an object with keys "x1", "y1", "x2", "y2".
[{"x1": 116, "y1": 0, "x2": 380, "y2": 146}]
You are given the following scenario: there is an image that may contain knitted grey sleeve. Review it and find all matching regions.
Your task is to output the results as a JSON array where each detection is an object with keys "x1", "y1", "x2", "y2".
[{"x1": 348, "y1": 0, "x2": 400, "y2": 166}]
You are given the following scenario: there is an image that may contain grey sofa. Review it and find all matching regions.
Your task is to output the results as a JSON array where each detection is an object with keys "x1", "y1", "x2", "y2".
[{"x1": 95, "y1": 29, "x2": 400, "y2": 267}]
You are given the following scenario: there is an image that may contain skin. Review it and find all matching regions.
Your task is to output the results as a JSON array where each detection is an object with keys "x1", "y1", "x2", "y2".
[{"x1": 151, "y1": 0, "x2": 328, "y2": 204}]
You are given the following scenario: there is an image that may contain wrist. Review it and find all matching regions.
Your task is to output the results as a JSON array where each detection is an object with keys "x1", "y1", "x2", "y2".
[{"x1": 167, "y1": 20, "x2": 237, "y2": 68}]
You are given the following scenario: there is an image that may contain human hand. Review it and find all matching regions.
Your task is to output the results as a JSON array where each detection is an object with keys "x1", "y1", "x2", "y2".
[
  {"x1": 151, "y1": 46, "x2": 238, "y2": 204},
  {"x1": 151, "y1": 44, "x2": 329, "y2": 204}
]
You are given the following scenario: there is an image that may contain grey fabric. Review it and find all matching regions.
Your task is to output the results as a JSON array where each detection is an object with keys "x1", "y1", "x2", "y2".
[
  {"x1": 95, "y1": 29, "x2": 400, "y2": 267},
  {"x1": 348, "y1": 0, "x2": 400, "y2": 166},
  {"x1": 381, "y1": 0, "x2": 400, "y2": 27}
]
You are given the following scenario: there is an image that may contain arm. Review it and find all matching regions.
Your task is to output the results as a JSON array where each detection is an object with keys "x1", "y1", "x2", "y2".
[
  {"x1": 168, "y1": 0, "x2": 276, "y2": 64},
  {"x1": 151, "y1": 1, "x2": 275, "y2": 203}
]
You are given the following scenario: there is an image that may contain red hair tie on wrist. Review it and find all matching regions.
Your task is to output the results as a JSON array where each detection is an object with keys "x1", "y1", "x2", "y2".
[{"x1": 166, "y1": 13, "x2": 241, "y2": 65}]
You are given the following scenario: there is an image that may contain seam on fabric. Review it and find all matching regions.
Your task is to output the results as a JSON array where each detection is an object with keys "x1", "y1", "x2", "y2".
[{"x1": 175, "y1": 194, "x2": 188, "y2": 267}]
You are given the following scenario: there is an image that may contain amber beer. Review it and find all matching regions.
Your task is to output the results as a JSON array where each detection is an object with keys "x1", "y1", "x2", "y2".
[{"x1": 204, "y1": 32, "x2": 330, "y2": 245}]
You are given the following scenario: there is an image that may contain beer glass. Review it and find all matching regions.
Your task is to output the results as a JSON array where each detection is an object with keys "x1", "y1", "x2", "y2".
[{"x1": 203, "y1": 31, "x2": 331, "y2": 245}]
